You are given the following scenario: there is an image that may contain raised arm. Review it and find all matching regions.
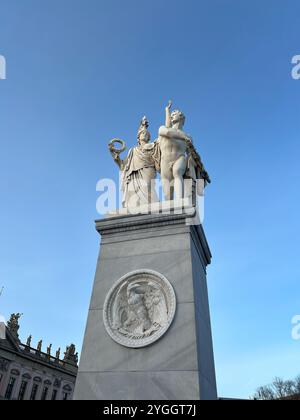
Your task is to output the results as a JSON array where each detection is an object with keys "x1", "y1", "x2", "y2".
[
  {"x1": 108, "y1": 138, "x2": 127, "y2": 170},
  {"x1": 108, "y1": 145, "x2": 125, "y2": 170},
  {"x1": 165, "y1": 100, "x2": 172, "y2": 128},
  {"x1": 111, "y1": 152, "x2": 124, "y2": 169}
]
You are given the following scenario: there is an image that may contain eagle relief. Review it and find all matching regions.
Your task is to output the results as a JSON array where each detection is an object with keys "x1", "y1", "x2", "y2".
[{"x1": 103, "y1": 270, "x2": 176, "y2": 348}]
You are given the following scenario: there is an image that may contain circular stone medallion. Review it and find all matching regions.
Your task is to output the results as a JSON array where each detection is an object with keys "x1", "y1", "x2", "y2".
[{"x1": 103, "y1": 269, "x2": 176, "y2": 348}]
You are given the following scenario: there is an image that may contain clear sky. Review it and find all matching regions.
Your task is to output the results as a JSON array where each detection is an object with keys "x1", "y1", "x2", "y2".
[{"x1": 0, "y1": 0, "x2": 300, "y2": 399}]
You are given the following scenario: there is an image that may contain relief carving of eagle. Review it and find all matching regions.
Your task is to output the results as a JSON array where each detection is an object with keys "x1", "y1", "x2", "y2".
[{"x1": 112, "y1": 281, "x2": 168, "y2": 338}]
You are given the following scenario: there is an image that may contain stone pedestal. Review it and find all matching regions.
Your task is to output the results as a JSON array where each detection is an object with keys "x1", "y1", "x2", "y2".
[{"x1": 74, "y1": 205, "x2": 217, "y2": 400}]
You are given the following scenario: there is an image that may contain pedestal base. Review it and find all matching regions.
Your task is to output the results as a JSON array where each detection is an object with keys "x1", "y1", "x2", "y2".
[{"x1": 74, "y1": 205, "x2": 217, "y2": 400}]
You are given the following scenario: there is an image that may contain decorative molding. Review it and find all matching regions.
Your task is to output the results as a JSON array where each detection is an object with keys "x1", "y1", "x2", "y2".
[
  {"x1": 103, "y1": 269, "x2": 176, "y2": 348},
  {"x1": 0, "y1": 357, "x2": 10, "y2": 372},
  {"x1": 53, "y1": 378, "x2": 62, "y2": 388},
  {"x1": 96, "y1": 207, "x2": 196, "y2": 237},
  {"x1": 44, "y1": 379, "x2": 52, "y2": 385}
]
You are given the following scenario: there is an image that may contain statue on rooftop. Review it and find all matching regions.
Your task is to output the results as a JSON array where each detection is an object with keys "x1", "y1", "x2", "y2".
[
  {"x1": 7, "y1": 313, "x2": 22, "y2": 339},
  {"x1": 64, "y1": 343, "x2": 78, "y2": 366},
  {"x1": 47, "y1": 344, "x2": 52, "y2": 356},
  {"x1": 37, "y1": 340, "x2": 43, "y2": 352},
  {"x1": 26, "y1": 334, "x2": 32, "y2": 347},
  {"x1": 55, "y1": 347, "x2": 61, "y2": 359}
]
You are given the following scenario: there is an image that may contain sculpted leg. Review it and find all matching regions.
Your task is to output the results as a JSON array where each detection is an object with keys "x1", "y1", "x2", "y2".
[
  {"x1": 161, "y1": 164, "x2": 174, "y2": 201},
  {"x1": 173, "y1": 156, "x2": 187, "y2": 200},
  {"x1": 162, "y1": 178, "x2": 174, "y2": 201}
]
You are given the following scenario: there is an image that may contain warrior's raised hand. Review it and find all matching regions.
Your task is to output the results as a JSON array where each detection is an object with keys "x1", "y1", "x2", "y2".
[{"x1": 165, "y1": 100, "x2": 173, "y2": 128}]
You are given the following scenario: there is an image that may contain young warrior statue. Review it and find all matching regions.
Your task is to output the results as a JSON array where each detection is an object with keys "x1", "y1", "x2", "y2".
[
  {"x1": 109, "y1": 117, "x2": 160, "y2": 208},
  {"x1": 158, "y1": 101, "x2": 210, "y2": 201}
]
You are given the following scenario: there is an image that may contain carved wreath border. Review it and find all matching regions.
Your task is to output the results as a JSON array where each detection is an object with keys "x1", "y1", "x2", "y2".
[{"x1": 103, "y1": 269, "x2": 177, "y2": 348}]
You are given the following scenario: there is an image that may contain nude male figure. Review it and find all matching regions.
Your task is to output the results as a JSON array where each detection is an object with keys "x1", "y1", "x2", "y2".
[{"x1": 158, "y1": 101, "x2": 192, "y2": 200}]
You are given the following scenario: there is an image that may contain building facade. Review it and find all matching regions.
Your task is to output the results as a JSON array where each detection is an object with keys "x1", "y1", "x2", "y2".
[{"x1": 0, "y1": 314, "x2": 78, "y2": 400}]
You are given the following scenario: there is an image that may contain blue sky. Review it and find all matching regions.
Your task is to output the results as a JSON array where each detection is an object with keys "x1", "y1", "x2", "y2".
[{"x1": 0, "y1": 0, "x2": 300, "y2": 398}]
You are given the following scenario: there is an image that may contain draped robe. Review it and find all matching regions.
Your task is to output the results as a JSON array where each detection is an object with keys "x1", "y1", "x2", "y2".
[{"x1": 122, "y1": 142, "x2": 161, "y2": 208}]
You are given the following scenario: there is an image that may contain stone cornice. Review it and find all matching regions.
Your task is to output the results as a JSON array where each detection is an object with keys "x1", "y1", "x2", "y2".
[{"x1": 96, "y1": 206, "x2": 197, "y2": 236}]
